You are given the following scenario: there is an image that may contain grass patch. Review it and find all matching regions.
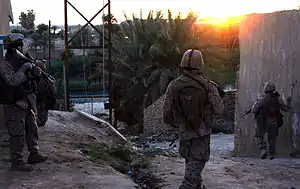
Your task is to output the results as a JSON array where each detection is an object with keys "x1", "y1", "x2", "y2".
[{"x1": 80, "y1": 143, "x2": 163, "y2": 188}]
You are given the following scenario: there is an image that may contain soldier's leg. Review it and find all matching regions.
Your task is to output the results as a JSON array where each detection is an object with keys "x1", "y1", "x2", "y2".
[
  {"x1": 6, "y1": 105, "x2": 33, "y2": 171},
  {"x1": 179, "y1": 135, "x2": 210, "y2": 189},
  {"x1": 267, "y1": 126, "x2": 279, "y2": 159},
  {"x1": 25, "y1": 110, "x2": 47, "y2": 164},
  {"x1": 254, "y1": 125, "x2": 267, "y2": 159},
  {"x1": 0, "y1": 105, "x2": 10, "y2": 148},
  {"x1": 37, "y1": 103, "x2": 48, "y2": 127}
]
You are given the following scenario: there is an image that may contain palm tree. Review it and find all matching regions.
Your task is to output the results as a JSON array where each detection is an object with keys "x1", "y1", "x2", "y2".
[
  {"x1": 91, "y1": 10, "x2": 228, "y2": 134},
  {"x1": 29, "y1": 24, "x2": 50, "y2": 58}
]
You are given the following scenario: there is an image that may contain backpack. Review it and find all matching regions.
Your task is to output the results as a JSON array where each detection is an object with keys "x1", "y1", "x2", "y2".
[
  {"x1": 174, "y1": 75, "x2": 209, "y2": 132},
  {"x1": 261, "y1": 94, "x2": 283, "y2": 127}
]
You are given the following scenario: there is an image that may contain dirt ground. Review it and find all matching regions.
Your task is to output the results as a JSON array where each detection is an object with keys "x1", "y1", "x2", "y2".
[
  {"x1": 150, "y1": 135, "x2": 300, "y2": 189},
  {"x1": 1, "y1": 111, "x2": 299, "y2": 189},
  {"x1": 0, "y1": 111, "x2": 138, "y2": 189}
]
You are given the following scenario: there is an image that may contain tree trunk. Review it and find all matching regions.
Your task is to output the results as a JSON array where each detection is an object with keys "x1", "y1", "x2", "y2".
[{"x1": 236, "y1": 10, "x2": 300, "y2": 157}]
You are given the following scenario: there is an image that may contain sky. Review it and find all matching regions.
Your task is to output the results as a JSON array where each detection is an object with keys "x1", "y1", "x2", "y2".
[{"x1": 11, "y1": 0, "x2": 300, "y2": 26}]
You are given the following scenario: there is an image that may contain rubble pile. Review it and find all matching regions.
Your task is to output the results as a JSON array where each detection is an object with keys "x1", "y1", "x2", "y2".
[
  {"x1": 213, "y1": 90, "x2": 236, "y2": 133},
  {"x1": 143, "y1": 90, "x2": 236, "y2": 137},
  {"x1": 143, "y1": 95, "x2": 172, "y2": 138}
]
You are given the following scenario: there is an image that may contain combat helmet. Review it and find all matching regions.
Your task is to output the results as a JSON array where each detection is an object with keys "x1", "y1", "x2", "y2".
[
  {"x1": 3, "y1": 33, "x2": 25, "y2": 53},
  {"x1": 263, "y1": 82, "x2": 276, "y2": 93},
  {"x1": 180, "y1": 48, "x2": 204, "y2": 70}
]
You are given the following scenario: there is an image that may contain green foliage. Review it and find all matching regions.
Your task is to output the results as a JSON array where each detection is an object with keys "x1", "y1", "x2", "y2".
[
  {"x1": 97, "y1": 10, "x2": 237, "y2": 127},
  {"x1": 21, "y1": 9, "x2": 239, "y2": 130},
  {"x1": 19, "y1": 10, "x2": 35, "y2": 30},
  {"x1": 70, "y1": 27, "x2": 95, "y2": 46},
  {"x1": 85, "y1": 144, "x2": 149, "y2": 173}
]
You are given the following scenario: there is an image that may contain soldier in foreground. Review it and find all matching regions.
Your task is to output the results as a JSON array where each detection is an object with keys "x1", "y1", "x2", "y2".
[
  {"x1": 0, "y1": 33, "x2": 47, "y2": 171},
  {"x1": 251, "y1": 82, "x2": 291, "y2": 159},
  {"x1": 163, "y1": 49, "x2": 224, "y2": 189}
]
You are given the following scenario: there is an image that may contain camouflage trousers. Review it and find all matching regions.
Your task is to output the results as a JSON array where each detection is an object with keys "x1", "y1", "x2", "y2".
[
  {"x1": 37, "y1": 102, "x2": 48, "y2": 127},
  {"x1": 255, "y1": 124, "x2": 279, "y2": 155},
  {"x1": 179, "y1": 135, "x2": 210, "y2": 189},
  {"x1": 6, "y1": 105, "x2": 39, "y2": 163}
]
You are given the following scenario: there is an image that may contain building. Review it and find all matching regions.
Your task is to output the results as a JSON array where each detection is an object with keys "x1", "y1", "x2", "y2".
[
  {"x1": 0, "y1": 0, "x2": 13, "y2": 58},
  {"x1": 0, "y1": 0, "x2": 13, "y2": 34},
  {"x1": 0, "y1": 0, "x2": 13, "y2": 130}
]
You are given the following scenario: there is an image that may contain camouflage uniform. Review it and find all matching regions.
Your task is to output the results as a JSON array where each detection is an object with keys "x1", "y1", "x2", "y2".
[
  {"x1": 252, "y1": 82, "x2": 291, "y2": 159},
  {"x1": 36, "y1": 61, "x2": 48, "y2": 127},
  {"x1": 0, "y1": 33, "x2": 47, "y2": 171},
  {"x1": 163, "y1": 49, "x2": 224, "y2": 189}
]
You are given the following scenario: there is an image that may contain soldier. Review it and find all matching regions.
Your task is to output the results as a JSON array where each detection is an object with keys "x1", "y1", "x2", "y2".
[
  {"x1": 35, "y1": 60, "x2": 48, "y2": 127},
  {"x1": 0, "y1": 33, "x2": 47, "y2": 171},
  {"x1": 251, "y1": 82, "x2": 291, "y2": 159},
  {"x1": 163, "y1": 49, "x2": 224, "y2": 189}
]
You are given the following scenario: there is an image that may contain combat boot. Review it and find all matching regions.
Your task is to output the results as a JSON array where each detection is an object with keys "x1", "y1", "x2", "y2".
[
  {"x1": 268, "y1": 153, "x2": 275, "y2": 160},
  {"x1": 27, "y1": 152, "x2": 48, "y2": 164},
  {"x1": 260, "y1": 149, "x2": 267, "y2": 159},
  {"x1": 10, "y1": 160, "x2": 33, "y2": 172}
]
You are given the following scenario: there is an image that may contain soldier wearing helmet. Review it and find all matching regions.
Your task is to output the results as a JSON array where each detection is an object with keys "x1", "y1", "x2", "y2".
[
  {"x1": 0, "y1": 33, "x2": 47, "y2": 172},
  {"x1": 163, "y1": 48, "x2": 224, "y2": 188},
  {"x1": 251, "y1": 82, "x2": 292, "y2": 159}
]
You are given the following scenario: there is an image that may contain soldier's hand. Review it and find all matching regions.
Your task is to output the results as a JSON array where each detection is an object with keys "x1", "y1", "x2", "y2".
[
  {"x1": 20, "y1": 62, "x2": 33, "y2": 72},
  {"x1": 32, "y1": 66, "x2": 42, "y2": 77}
]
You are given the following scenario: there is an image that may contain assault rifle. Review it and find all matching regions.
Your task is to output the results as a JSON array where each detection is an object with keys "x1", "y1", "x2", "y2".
[
  {"x1": 210, "y1": 80, "x2": 225, "y2": 98},
  {"x1": 241, "y1": 109, "x2": 252, "y2": 118},
  {"x1": 15, "y1": 49, "x2": 55, "y2": 84},
  {"x1": 169, "y1": 132, "x2": 179, "y2": 147}
]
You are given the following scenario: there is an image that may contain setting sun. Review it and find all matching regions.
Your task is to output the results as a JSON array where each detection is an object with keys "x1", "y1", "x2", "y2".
[
  {"x1": 129, "y1": 0, "x2": 300, "y2": 26},
  {"x1": 10, "y1": 0, "x2": 300, "y2": 25}
]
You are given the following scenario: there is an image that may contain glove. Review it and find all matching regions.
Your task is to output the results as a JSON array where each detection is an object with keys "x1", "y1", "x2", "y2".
[
  {"x1": 20, "y1": 62, "x2": 32, "y2": 72},
  {"x1": 287, "y1": 96, "x2": 292, "y2": 102},
  {"x1": 31, "y1": 66, "x2": 42, "y2": 77}
]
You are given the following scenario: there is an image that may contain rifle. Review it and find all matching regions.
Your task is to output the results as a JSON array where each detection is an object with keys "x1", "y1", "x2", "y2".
[
  {"x1": 15, "y1": 49, "x2": 55, "y2": 84},
  {"x1": 210, "y1": 80, "x2": 225, "y2": 98},
  {"x1": 169, "y1": 133, "x2": 178, "y2": 147},
  {"x1": 241, "y1": 109, "x2": 252, "y2": 118}
]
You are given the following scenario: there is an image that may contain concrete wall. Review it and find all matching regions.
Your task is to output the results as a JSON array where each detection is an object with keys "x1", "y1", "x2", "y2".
[
  {"x1": 235, "y1": 10, "x2": 300, "y2": 156},
  {"x1": 0, "y1": 0, "x2": 12, "y2": 131},
  {"x1": 0, "y1": 0, "x2": 13, "y2": 34}
]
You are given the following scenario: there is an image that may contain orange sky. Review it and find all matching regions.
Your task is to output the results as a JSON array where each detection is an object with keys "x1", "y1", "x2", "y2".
[{"x1": 11, "y1": 0, "x2": 300, "y2": 25}]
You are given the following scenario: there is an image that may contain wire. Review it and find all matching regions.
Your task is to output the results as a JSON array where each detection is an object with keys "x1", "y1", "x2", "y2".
[
  {"x1": 82, "y1": 32, "x2": 88, "y2": 102},
  {"x1": 102, "y1": 0, "x2": 106, "y2": 98}
]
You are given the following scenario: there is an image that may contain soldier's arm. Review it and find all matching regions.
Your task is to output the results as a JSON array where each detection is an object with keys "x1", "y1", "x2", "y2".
[
  {"x1": 251, "y1": 98, "x2": 263, "y2": 115},
  {"x1": 0, "y1": 60, "x2": 28, "y2": 87},
  {"x1": 163, "y1": 82, "x2": 175, "y2": 125},
  {"x1": 207, "y1": 83, "x2": 224, "y2": 115},
  {"x1": 279, "y1": 96, "x2": 291, "y2": 112}
]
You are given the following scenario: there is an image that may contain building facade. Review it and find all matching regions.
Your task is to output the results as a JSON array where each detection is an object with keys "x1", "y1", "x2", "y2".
[{"x1": 0, "y1": 0, "x2": 13, "y2": 130}]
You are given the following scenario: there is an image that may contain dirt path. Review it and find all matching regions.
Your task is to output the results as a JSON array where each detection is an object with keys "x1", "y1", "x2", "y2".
[
  {"x1": 149, "y1": 134, "x2": 300, "y2": 189},
  {"x1": 0, "y1": 111, "x2": 138, "y2": 189}
]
